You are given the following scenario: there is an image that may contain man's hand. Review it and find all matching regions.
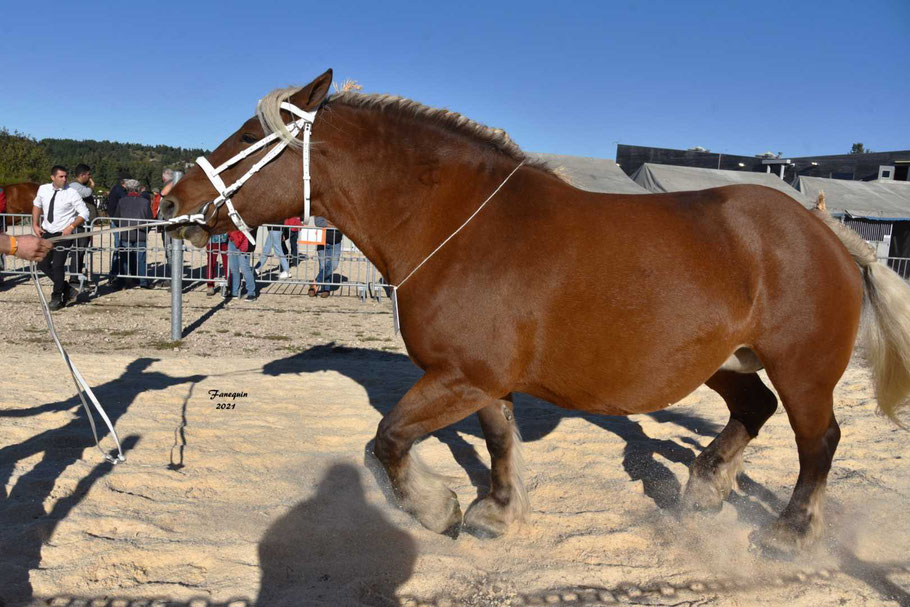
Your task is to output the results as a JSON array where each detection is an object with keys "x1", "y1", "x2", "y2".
[
  {"x1": 33, "y1": 224, "x2": 44, "y2": 237},
  {"x1": 62, "y1": 224, "x2": 75, "y2": 236},
  {"x1": 15, "y1": 235, "x2": 53, "y2": 262}
]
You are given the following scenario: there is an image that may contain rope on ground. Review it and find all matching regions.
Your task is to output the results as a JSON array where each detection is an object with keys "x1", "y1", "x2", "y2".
[{"x1": 31, "y1": 262, "x2": 125, "y2": 464}]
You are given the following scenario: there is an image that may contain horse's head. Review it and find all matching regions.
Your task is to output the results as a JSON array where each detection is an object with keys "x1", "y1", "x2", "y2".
[{"x1": 159, "y1": 69, "x2": 334, "y2": 247}]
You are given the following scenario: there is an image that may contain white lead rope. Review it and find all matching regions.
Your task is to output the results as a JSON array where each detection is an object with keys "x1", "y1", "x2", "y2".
[
  {"x1": 31, "y1": 261, "x2": 125, "y2": 464},
  {"x1": 389, "y1": 160, "x2": 525, "y2": 335}
]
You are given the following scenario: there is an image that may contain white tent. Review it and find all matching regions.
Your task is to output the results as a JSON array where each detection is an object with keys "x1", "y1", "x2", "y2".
[
  {"x1": 631, "y1": 163, "x2": 812, "y2": 207},
  {"x1": 794, "y1": 176, "x2": 910, "y2": 220},
  {"x1": 529, "y1": 153, "x2": 648, "y2": 194}
]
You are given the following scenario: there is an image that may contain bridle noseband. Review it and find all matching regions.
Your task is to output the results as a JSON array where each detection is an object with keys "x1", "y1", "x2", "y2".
[{"x1": 180, "y1": 100, "x2": 317, "y2": 245}]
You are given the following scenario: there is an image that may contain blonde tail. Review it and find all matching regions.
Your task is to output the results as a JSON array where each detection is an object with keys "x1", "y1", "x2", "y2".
[
  {"x1": 860, "y1": 263, "x2": 910, "y2": 423},
  {"x1": 812, "y1": 202, "x2": 910, "y2": 423}
]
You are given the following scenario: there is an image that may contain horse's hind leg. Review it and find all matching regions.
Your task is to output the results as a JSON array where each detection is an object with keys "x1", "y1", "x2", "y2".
[
  {"x1": 373, "y1": 371, "x2": 496, "y2": 535},
  {"x1": 463, "y1": 395, "x2": 529, "y2": 537},
  {"x1": 758, "y1": 381, "x2": 840, "y2": 554},
  {"x1": 682, "y1": 370, "x2": 778, "y2": 512}
]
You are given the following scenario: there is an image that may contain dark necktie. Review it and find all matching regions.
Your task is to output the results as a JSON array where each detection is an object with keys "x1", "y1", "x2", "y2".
[{"x1": 48, "y1": 190, "x2": 58, "y2": 223}]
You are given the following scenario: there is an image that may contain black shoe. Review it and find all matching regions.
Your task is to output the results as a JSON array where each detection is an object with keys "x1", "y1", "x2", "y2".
[
  {"x1": 64, "y1": 284, "x2": 77, "y2": 302},
  {"x1": 139, "y1": 282, "x2": 153, "y2": 289},
  {"x1": 48, "y1": 296, "x2": 65, "y2": 311}
]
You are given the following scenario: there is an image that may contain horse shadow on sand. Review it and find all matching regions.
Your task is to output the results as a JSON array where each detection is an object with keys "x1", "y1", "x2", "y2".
[
  {"x1": 262, "y1": 344, "x2": 722, "y2": 510},
  {"x1": 0, "y1": 357, "x2": 205, "y2": 606},
  {"x1": 262, "y1": 344, "x2": 910, "y2": 606}
]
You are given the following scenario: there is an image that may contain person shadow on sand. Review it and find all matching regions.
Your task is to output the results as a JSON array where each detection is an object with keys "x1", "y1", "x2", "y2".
[{"x1": 255, "y1": 463, "x2": 417, "y2": 607}]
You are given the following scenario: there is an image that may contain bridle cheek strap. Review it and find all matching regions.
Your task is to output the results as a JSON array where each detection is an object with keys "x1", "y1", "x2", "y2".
[
  {"x1": 193, "y1": 101, "x2": 318, "y2": 245},
  {"x1": 280, "y1": 102, "x2": 315, "y2": 222},
  {"x1": 195, "y1": 156, "x2": 258, "y2": 244}
]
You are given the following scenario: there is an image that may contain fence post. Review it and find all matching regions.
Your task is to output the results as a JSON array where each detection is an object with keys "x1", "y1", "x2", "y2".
[{"x1": 170, "y1": 237, "x2": 183, "y2": 341}]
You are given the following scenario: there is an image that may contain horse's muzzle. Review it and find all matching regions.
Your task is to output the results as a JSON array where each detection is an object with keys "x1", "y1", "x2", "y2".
[
  {"x1": 159, "y1": 196, "x2": 210, "y2": 248},
  {"x1": 173, "y1": 225, "x2": 210, "y2": 248},
  {"x1": 158, "y1": 197, "x2": 178, "y2": 221}
]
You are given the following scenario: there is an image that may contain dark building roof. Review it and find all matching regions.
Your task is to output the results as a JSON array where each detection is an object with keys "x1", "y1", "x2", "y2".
[
  {"x1": 786, "y1": 150, "x2": 910, "y2": 181},
  {"x1": 616, "y1": 144, "x2": 910, "y2": 183},
  {"x1": 616, "y1": 144, "x2": 762, "y2": 175}
]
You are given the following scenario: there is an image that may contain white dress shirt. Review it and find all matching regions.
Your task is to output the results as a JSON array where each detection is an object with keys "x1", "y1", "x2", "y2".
[{"x1": 33, "y1": 183, "x2": 90, "y2": 233}]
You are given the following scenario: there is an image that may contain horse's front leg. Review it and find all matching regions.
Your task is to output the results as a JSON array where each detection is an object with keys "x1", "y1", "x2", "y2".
[
  {"x1": 463, "y1": 395, "x2": 529, "y2": 537},
  {"x1": 373, "y1": 371, "x2": 495, "y2": 536}
]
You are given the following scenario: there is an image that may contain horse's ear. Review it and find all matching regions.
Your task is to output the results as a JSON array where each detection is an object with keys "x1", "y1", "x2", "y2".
[{"x1": 292, "y1": 68, "x2": 333, "y2": 110}]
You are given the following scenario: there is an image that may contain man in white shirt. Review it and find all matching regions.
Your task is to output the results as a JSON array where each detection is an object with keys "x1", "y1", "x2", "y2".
[{"x1": 32, "y1": 165, "x2": 90, "y2": 310}]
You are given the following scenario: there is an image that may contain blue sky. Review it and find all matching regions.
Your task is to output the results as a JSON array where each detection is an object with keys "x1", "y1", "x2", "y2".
[{"x1": 1, "y1": 0, "x2": 907, "y2": 158}]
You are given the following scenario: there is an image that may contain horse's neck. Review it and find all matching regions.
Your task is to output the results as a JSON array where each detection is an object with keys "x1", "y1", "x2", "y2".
[{"x1": 315, "y1": 119, "x2": 522, "y2": 284}]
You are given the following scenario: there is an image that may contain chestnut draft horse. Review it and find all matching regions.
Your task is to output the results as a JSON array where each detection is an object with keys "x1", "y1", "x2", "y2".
[
  {"x1": 0, "y1": 182, "x2": 39, "y2": 222},
  {"x1": 161, "y1": 70, "x2": 910, "y2": 552}
]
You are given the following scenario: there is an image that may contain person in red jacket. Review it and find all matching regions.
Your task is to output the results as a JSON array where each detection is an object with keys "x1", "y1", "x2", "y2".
[
  {"x1": 283, "y1": 216, "x2": 302, "y2": 267},
  {"x1": 227, "y1": 230, "x2": 257, "y2": 301},
  {"x1": 205, "y1": 232, "x2": 230, "y2": 296}
]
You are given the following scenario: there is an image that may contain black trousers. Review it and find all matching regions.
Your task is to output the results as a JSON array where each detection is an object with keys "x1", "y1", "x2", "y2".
[
  {"x1": 68, "y1": 226, "x2": 90, "y2": 276},
  {"x1": 37, "y1": 232, "x2": 73, "y2": 297},
  {"x1": 69, "y1": 203, "x2": 97, "y2": 276}
]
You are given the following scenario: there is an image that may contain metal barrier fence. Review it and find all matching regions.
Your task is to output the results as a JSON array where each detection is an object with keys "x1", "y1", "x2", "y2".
[
  {"x1": 887, "y1": 257, "x2": 910, "y2": 279},
  {"x1": 0, "y1": 214, "x2": 386, "y2": 301}
]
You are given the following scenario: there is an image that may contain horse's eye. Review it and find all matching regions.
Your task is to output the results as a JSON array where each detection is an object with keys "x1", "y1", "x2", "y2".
[{"x1": 240, "y1": 133, "x2": 260, "y2": 144}]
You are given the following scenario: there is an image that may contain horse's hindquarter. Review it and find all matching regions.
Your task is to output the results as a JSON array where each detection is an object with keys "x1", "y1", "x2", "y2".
[
  {"x1": 6, "y1": 182, "x2": 40, "y2": 215},
  {"x1": 401, "y1": 182, "x2": 861, "y2": 415}
]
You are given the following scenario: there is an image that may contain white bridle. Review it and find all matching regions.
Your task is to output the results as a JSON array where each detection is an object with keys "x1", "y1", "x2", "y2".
[{"x1": 190, "y1": 101, "x2": 317, "y2": 245}]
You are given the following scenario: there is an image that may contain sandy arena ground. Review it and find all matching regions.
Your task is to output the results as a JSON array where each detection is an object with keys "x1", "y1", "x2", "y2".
[{"x1": 1, "y1": 278, "x2": 909, "y2": 606}]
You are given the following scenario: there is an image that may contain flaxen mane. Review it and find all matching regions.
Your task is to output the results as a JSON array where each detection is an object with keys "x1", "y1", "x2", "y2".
[{"x1": 257, "y1": 85, "x2": 532, "y2": 164}]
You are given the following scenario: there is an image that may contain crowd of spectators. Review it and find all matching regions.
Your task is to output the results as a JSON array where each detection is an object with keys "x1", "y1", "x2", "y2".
[{"x1": 9, "y1": 164, "x2": 348, "y2": 311}]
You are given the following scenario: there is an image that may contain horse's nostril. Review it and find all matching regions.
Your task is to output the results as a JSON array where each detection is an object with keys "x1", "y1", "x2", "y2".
[{"x1": 158, "y1": 198, "x2": 177, "y2": 220}]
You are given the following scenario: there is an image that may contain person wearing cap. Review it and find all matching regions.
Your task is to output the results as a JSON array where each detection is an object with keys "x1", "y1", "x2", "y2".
[
  {"x1": 32, "y1": 165, "x2": 90, "y2": 310},
  {"x1": 111, "y1": 179, "x2": 153, "y2": 288},
  {"x1": 107, "y1": 170, "x2": 131, "y2": 281}
]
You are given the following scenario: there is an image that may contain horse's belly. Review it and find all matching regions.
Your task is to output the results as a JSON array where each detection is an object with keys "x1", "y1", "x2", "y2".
[{"x1": 519, "y1": 336, "x2": 737, "y2": 415}]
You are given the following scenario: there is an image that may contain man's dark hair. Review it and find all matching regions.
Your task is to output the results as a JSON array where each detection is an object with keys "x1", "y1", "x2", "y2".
[
  {"x1": 73, "y1": 164, "x2": 91, "y2": 177},
  {"x1": 51, "y1": 165, "x2": 68, "y2": 176}
]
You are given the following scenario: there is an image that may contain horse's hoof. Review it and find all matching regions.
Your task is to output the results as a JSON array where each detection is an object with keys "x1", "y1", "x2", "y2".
[
  {"x1": 464, "y1": 498, "x2": 509, "y2": 538},
  {"x1": 412, "y1": 487, "x2": 463, "y2": 536},
  {"x1": 751, "y1": 520, "x2": 817, "y2": 560},
  {"x1": 680, "y1": 477, "x2": 724, "y2": 514}
]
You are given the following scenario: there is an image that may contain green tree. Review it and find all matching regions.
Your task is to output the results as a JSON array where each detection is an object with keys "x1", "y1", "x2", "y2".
[
  {"x1": 0, "y1": 128, "x2": 50, "y2": 183},
  {"x1": 850, "y1": 142, "x2": 871, "y2": 154},
  {"x1": 38, "y1": 137, "x2": 208, "y2": 189}
]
